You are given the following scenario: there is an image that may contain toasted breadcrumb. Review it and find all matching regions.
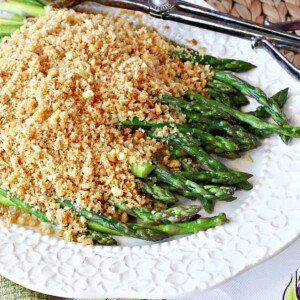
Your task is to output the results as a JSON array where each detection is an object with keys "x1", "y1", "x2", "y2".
[{"x1": 0, "y1": 8, "x2": 211, "y2": 242}]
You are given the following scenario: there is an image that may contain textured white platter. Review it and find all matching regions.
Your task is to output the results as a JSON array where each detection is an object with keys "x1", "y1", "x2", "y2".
[{"x1": 0, "y1": 1, "x2": 300, "y2": 298}]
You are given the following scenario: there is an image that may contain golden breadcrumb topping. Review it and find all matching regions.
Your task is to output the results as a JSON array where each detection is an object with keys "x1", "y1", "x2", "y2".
[{"x1": 0, "y1": 7, "x2": 211, "y2": 241}]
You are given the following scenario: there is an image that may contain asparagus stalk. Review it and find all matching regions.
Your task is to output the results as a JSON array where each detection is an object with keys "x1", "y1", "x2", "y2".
[
  {"x1": 199, "y1": 198, "x2": 214, "y2": 213},
  {"x1": 140, "y1": 181, "x2": 177, "y2": 204},
  {"x1": 0, "y1": 188, "x2": 53, "y2": 223},
  {"x1": 204, "y1": 185, "x2": 236, "y2": 201},
  {"x1": 82, "y1": 230, "x2": 117, "y2": 246},
  {"x1": 214, "y1": 70, "x2": 290, "y2": 143},
  {"x1": 182, "y1": 108, "x2": 273, "y2": 144},
  {"x1": 0, "y1": 18, "x2": 24, "y2": 37},
  {"x1": 208, "y1": 79, "x2": 241, "y2": 94},
  {"x1": 57, "y1": 197, "x2": 228, "y2": 236},
  {"x1": 178, "y1": 170, "x2": 252, "y2": 185},
  {"x1": 182, "y1": 110, "x2": 258, "y2": 143},
  {"x1": 170, "y1": 147, "x2": 188, "y2": 158},
  {"x1": 159, "y1": 184, "x2": 214, "y2": 213},
  {"x1": 154, "y1": 163, "x2": 217, "y2": 202},
  {"x1": 131, "y1": 162, "x2": 178, "y2": 204},
  {"x1": 154, "y1": 163, "x2": 236, "y2": 204},
  {"x1": 179, "y1": 123, "x2": 241, "y2": 152},
  {"x1": 207, "y1": 79, "x2": 250, "y2": 107},
  {"x1": 171, "y1": 50, "x2": 256, "y2": 72},
  {"x1": 184, "y1": 91, "x2": 300, "y2": 138},
  {"x1": 231, "y1": 93, "x2": 250, "y2": 107},
  {"x1": 250, "y1": 88, "x2": 289, "y2": 119},
  {"x1": 162, "y1": 180, "x2": 236, "y2": 202},
  {"x1": 0, "y1": 188, "x2": 117, "y2": 245},
  {"x1": 179, "y1": 159, "x2": 199, "y2": 173},
  {"x1": 206, "y1": 87, "x2": 236, "y2": 107},
  {"x1": 110, "y1": 200, "x2": 200, "y2": 224},
  {"x1": 159, "y1": 183, "x2": 198, "y2": 199},
  {"x1": 168, "y1": 133, "x2": 253, "y2": 190},
  {"x1": 0, "y1": 0, "x2": 45, "y2": 17},
  {"x1": 122, "y1": 118, "x2": 246, "y2": 153},
  {"x1": 131, "y1": 213, "x2": 229, "y2": 235},
  {"x1": 206, "y1": 149, "x2": 242, "y2": 159},
  {"x1": 56, "y1": 199, "x2": 168, "y2": 241},
  {"x1": 158, "y1": 94, "x2": 233, "y2": 121}
]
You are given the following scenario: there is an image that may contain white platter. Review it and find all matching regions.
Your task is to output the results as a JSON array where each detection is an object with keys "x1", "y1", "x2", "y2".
[{"x1": 0, "y1": 1, "x2": 300, "y2": 298}]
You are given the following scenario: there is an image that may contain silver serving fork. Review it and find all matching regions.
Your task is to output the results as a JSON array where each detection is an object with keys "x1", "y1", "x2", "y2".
[{"x1": 48, "y1": 0, "x2": 300, "y2": 80}]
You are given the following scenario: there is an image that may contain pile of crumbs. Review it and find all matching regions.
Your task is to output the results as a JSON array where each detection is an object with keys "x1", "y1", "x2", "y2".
[{"x1": 0, "y1": 7, "x2": 211, "y2": 242}]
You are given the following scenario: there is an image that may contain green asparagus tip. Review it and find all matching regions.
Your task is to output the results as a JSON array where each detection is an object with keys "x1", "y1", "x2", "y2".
[
  {"x1": 83, "y1": 230, "x2": 118, "y2": 246},
  {"x1": 216, "y1": 212, "x2": 229, "y2": 224}
]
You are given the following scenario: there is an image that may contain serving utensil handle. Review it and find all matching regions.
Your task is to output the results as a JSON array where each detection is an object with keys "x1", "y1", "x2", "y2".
[
  {"x1": 147, "y1": 0, "x2": 300, "y2": 80},
  {"x1": 252, "y1": 37, "x2": 300, "y2": 80}
]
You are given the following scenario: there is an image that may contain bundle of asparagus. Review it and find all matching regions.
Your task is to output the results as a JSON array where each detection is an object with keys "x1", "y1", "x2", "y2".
[{"x1": 0, "y1": 0, "x2": 298, "y2": 245}]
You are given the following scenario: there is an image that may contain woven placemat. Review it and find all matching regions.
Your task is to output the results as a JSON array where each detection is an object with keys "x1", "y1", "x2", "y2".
[
  {"x1": 0, "y1": 276, "x2": 52, "y2": 300},
  {"x1": 205, "y1": 0, "x2": 300, "y2": 68}
]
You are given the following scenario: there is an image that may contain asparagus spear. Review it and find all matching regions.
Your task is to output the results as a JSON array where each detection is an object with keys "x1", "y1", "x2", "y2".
[
  {"x1": 56, "y1": 199, "x2": 168, "y2": 241},
  {"x1": 207, "y1": 79, "x2": 250, "y2": 107},
  {"x1": 57, "y1": 197, "x2": 228, "y2": 236},
  {"x1": 231, "y1": 93, "x2": 250, "y2": 107},
  {"x1": 158, "y1": 184, "x2": 217, "y2": 214},
  {"x1": 179, "y1": 158, "x2": 199, "y2": 173},
  {"x1": 182, "y1": 109, "x2": 270, "y2": 144},
  {"x1": 131, "y1": 213, "x2": 229, "y2": 235},
  {"x1": 168, "y1": 133, "x2": 253, "y2": 190},
  {"x1": 0, "y1": 188, "x2": 117, "y2": 245},
  {"x1": 179, "y1": 123, "x2": 241, "y2": 152},
  {"x1": 0, "y1": 18, "x2": 23, "y2": 37},
  {"x1": 168, "y1": 133, "x2": 232, "y2": 171},
  {"x1": 204, "y1": 139, "x2": 257, "y2": 153},
  {"x1": 178, "y1": 170, "x2": 252, "y2": 185},
  {"x1": 154, "y1": 163, "x2": 217, "y2": 202},
  {"x1": 206, "y1": 87, "x2": 235, "y2": 107},
  {"x1": 159, "y1": 183, "x2": 199, "y2": 199},
  {"x1": 184, "y1": 91, "x2": 300, "y2": 138},
  {"x1": 182, "y1": 110, "x2": 258, "y2": 143},
  {"x1": 0, "y1": 0, "x2": 45, "y2": 17},
  {"x1": 154, "y1": 163, "x2": 236, "y2": 204},
  {"x1": 245, "y1": 89, "x2": 289, "y2": 138},
  {"x1": 207, "y1": 149, "x2": 242, "y2": 159},
  {"x1": 122, "y1": 118, "x2": 248, "y2": 153},
  {"x1": 214, "y1": 70, "x2": 290, "y2": 143},
  {"x1": 158, "y1": 94, "x2": 233, "y2": 121},
  {"x1": 208, "y1": 79, "x2": 240, "y2": 94},
  {"x1": 81, "y1": 230, "x2": 117, "y2": 246},
  {"x1": 200, "y1": 198, "x2": 215, "y2": 213},
  {"x1": 0, "y1": 188, "x2": 53, "y2": 223},
  {"x1": 250, "y1": 88, "x2": 289, "y2": 119},
  {"x1": 171, "y1": 50, "x2": 256, "y2": 72},
  {"x1": 110, "y1": 200, "x2": 200, "y2": 224},
  {"x1": 140, "y1": 181, "x2": 177, "y2": 204},
  {"x1": 170, "y1": 147, "x2": 188, "y2": 158},
  {"x1": 161, "y1": 180, "x2": 236, "y2": 203}
]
